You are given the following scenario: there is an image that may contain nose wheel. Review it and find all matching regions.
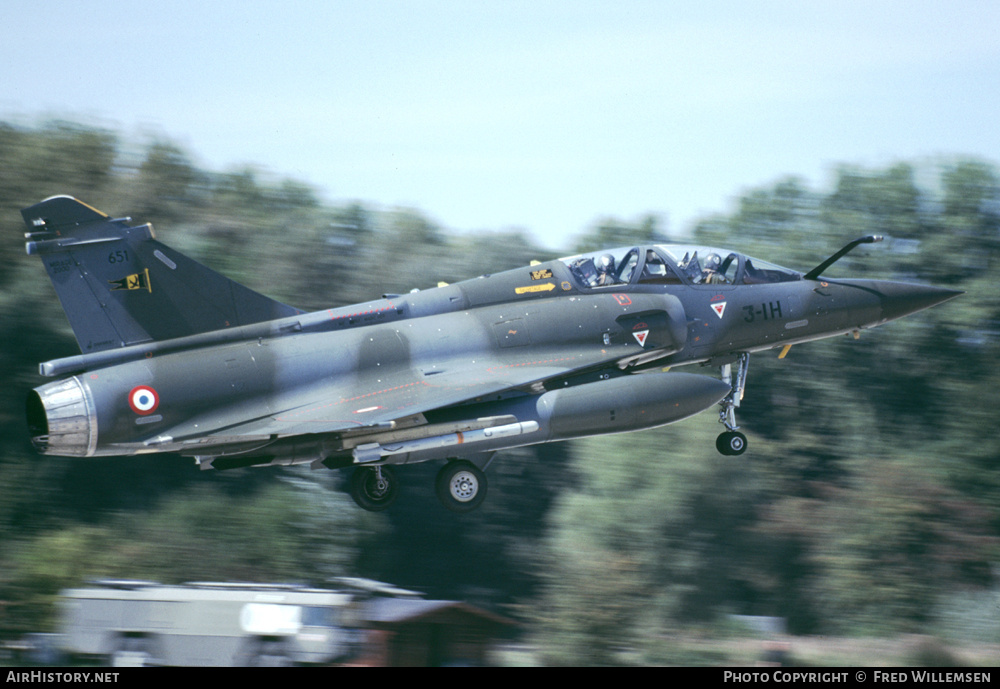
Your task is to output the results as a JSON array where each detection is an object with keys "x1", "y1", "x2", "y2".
[
  {"x1": 717, "y1": 430, "x2": 747, "y2": 456},
  {"x1": 718, "y1": 353, "x2": 750, "y2": 456}
]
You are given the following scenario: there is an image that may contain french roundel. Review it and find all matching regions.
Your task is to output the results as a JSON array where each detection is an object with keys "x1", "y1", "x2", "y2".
[{"x1": 128, "y1": 385, "x2": 159, "y2": 415}]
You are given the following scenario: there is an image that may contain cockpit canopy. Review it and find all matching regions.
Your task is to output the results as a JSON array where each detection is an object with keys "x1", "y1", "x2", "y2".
[{"x1": 561, "y1": 245, "x2": 802, "y2": 289}]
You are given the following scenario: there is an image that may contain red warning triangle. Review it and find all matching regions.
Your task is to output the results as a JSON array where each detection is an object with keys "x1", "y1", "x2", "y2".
[
  {"x1": 633, "y1": 330, "x2": 649, "y2": 347},
  {"x1": 711, "y1": 302, "x2": 727, "y2": 319}
]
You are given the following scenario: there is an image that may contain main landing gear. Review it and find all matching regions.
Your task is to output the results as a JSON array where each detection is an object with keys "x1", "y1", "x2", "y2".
[
  {"x1": 348, "y1": 460, "x2": 489, "y2": 513},
  {"x1": 436, "y1": 460, "x2": 488, "y2": 513},
  {"x1": 717, "y1": 353, "x2": 749, "y2": 456},
  {"x1": 349, "y1": 465, "x2": 399, "y2": 511}
]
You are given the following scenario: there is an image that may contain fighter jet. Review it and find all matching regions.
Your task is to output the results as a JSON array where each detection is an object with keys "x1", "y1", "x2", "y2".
[{"x1": 21, "y1": 196, "x2": 960, "y2": 512}]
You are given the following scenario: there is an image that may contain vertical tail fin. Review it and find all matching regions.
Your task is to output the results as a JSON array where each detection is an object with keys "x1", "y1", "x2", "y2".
[{"x1": 21, "y1": 196, "x2": 302, "y2": 353}]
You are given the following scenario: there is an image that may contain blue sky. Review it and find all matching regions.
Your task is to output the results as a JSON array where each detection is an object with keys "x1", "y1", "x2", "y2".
[{"x1": 3, "y1": 1, "x2": 999, "y2": 248}]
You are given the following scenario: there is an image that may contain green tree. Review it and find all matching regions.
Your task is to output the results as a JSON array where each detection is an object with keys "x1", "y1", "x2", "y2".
[{"x1": 570, "y1": 213, "x2": 668, "y2": 254}]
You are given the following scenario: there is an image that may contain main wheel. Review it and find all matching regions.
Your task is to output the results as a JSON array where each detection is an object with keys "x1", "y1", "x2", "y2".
[
  {"x1": 350, "y1": 465, "x2": 399, "y2": 511},
  {"x1": 436, "y1": 461, "x2": 487, "y2": 513},
  {"x1": 716, "y1": 431, "x2": 747, "y2": 456}
]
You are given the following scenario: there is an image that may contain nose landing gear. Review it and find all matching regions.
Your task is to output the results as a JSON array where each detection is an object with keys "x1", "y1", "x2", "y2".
[{"x1": 718, "y1": 353, "x2": 749, "y2": 456}]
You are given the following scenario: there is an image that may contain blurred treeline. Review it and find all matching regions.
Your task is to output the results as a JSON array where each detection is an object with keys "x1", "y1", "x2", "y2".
[{"x1": 1, "y1": 120, "x2": 998, "y2": 663}]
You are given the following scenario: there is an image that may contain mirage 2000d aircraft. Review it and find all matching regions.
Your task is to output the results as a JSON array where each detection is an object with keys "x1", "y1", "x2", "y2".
[{"x1": 21, "y1": 196, "x2": 960, "y2": 512}]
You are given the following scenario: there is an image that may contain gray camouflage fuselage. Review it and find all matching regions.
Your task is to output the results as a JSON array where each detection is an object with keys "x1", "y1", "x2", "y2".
[{"x1": 21, "y1": 196, "x2": 960, "y2": 504}]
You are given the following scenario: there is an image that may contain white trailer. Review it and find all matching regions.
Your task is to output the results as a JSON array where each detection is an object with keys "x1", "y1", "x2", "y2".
[{"x1": 59, "y1": 580, "x2": 362, "y2": 666}]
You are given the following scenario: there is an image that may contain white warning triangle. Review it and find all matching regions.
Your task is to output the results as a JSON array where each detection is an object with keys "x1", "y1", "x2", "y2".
[
  {"x1": 711, "y1": 302, "x2": 727, "y2": 319},
  {"x1": 633, "y1": 330, "x2": 649, "y2": 347}
]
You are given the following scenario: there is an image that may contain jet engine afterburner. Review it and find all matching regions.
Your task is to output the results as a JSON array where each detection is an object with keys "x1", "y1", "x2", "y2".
[{"x1": 27, "y1": 377, "x2": 97, "y2": 457}]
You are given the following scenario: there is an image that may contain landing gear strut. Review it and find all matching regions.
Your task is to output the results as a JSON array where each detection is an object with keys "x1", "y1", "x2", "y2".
[{"x1": 717, "y1": 353, "x2": 749, "y2": 456}]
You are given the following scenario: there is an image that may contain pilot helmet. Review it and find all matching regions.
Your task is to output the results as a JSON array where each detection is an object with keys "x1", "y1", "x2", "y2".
[
  {"x1": 598, "y1": 254, "x2": 616, "y2": 272},
  {"x1": 704, "y1": 253, "x2": 722, "y2": 272}
]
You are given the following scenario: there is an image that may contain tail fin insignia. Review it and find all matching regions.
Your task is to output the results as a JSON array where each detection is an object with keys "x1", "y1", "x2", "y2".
[
  {"x1": 21, "y1": 196, "x2": 301, "y2": 353},
  {"x1": 108, "y1": 269, "x2": 152, "y2": 293}
]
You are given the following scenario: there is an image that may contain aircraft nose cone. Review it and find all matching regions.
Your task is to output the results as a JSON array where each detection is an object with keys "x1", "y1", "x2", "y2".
[{"x1": 877, "y1": 282, "x2": 963, "y2": 322}]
